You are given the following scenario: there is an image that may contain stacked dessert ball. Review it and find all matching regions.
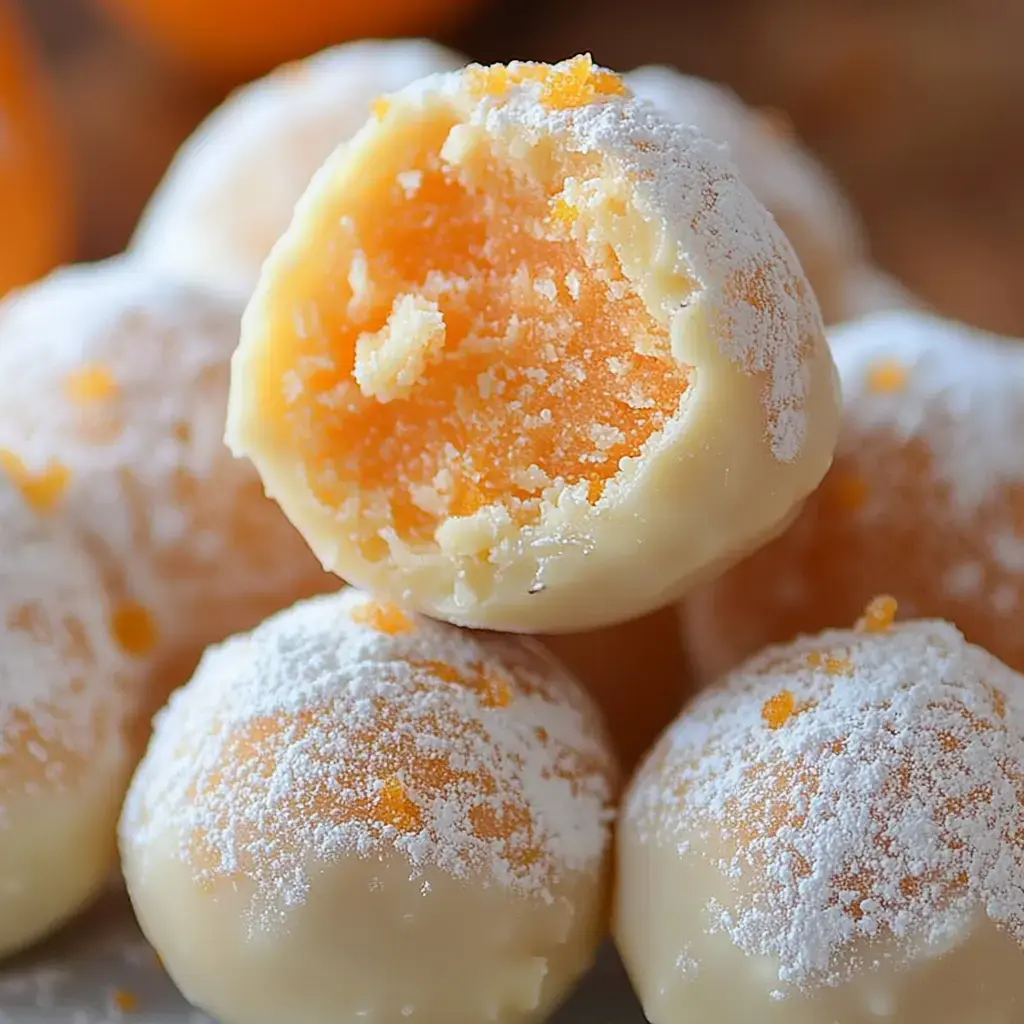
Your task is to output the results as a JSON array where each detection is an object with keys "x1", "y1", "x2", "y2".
[{"x1": 4, "y1": 37, "x2": 1016, "y2": 1024}]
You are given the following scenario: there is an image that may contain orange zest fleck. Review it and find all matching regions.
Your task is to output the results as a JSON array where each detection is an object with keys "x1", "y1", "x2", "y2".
[
  {"x1": 351, "y1": 599, "x2": 415, "y2": 635},
  {"x1": 0, "y1": 449, "x2": 71, "y2": 513},
  {"x1": 806, "y1": 651, "x2": 853, "y2": 675},
  {"x1": 111, "y1": 602, "x2": 159, "y2": 657},
  {"x1": 866, "y1": 359, "x2": 909, "y2": 394},
  {"x1": 111, "y1": 988, "x2": 139, "y2": 1013},
  {"x1": 762, "y1": 690, "x2": 796, "y2": 729},
  {"x1": 376, "y1": 776, "x2": 422, "y2": 831},
  {"x1": 857, "y1": 595, "x2": 898, "y2": 634},
  {"x1": 65, "y1": 364, "x2": 118, "y2": 403},
  {"x1": 465, "y1": 55, "x2": 626, "y2": 110}
]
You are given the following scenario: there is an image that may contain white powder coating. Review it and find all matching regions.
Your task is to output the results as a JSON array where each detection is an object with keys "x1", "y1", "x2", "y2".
[
  {"x1": 625, "y1": 617, "x2": 1024, "y2": 993},
  {"x1": 405, "y1": 60, "x2": 825, "y2": 463},
  {"x1": 831, "y1": 310, "x2": 1024, "y2": 517},
  {"x1": 132, "y1": 38, "x2": 465, "y2": 296},
  {"x1": 0, "y1": 258, "x2": 330, "y2": 658},
  {"x1": 0, "y1": 471, "x2": 130, "y2": 804},
  {"x1": 120, "y1": 589, "x2": 617, "y2": 924}
]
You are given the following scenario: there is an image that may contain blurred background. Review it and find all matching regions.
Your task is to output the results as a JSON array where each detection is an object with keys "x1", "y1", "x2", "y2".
[{"x1": 9, "y1": 0, "x2": 1024, "y2": 335}]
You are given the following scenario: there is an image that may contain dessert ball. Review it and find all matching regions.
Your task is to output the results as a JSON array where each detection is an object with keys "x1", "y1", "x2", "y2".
[
  {"x1": 0, "y1": 258, "x2": 332, "y2": 704},
  {"x1": 627, "y1": 65, "x2": 918, "y2": 324},
  {"x1": 228, "y1": 55, "x2": 840, "y2": 633},
  {"x1": 542, "y1": 606, "x2": 692, "y2": 772},
  {"x1": 132, "y1": 39, "x2": 464, "y2": 297},
  {"x1": 683, "y1": 310, "x2": 1024, "y2": 682},
  {"x1": 120, "y1": 588, "x2": 617, "y2": 1024},
  {"x1": 0, "y1": 468, "x2": 135, "y2": 957},
  {"x1": 617, "y1": 601, "x2": 1024, "y2": 1023},
  {"x1": 0, "y1": 1, "x2": 72, "y2": 296}
]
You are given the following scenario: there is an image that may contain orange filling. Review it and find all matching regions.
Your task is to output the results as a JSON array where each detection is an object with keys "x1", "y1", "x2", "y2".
[
  {"x1": 66, "y1": 364, "x2": 119, "y2": 404},
  {"x1": 351, "y1": 598, "x2": 415, "y2": 635},
  {"x1": 857, "y1": 595, "x2": 898, "y2": 633},
  {"x1": 264, "y1": 65, "x2": 690, "y2": 554},
  {"x1": 762, "y1": 689, "x2": 796, "y2": 729}
]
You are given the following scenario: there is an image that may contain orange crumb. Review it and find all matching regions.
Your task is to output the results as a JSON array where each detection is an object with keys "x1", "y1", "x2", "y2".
[
  {"x1": 465, "y1": 56, "x2": 625, "y2": 110},
  {"x1": 551, "y1": 198, "x2": 578, "y2": 225},
  {"x1": 0, "y1": 449, "x2": 71, "y2": 512},
  {"x1": 372, "y1": 96, "x2": 390, "y2": 120},
  {"x1": 351, "y1": 599, "x2": 415, "y2": 635},
  {"x1": 111, "y1": 988, "x2": 139, "y2": 1013},
  {"x1": 538, "y1": 55, "x2": 625, "y2": 110},
  {"x1": 65, "y1": 364, "x2": 118, "y2": 403},
  {"x1": 857, "y1": 595, "x2": 898, "y2": 633},
  {"x1": 376, "y1": 776, "x2": 422, "y2": 831},
  {"x1": 762, "y1": 690, "x2": 796, "y2": 729},
  {"x1": 867, "y1": 359, "x2": 909, "y2": 394},
  {"x1": 111, "y1": 602, "x2": 159, "y2": 657}
]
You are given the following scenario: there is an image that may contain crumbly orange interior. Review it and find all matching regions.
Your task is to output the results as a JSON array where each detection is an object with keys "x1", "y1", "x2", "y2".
[{"x1": 262, "y1": 60, "x2": 691, "y2": 555}]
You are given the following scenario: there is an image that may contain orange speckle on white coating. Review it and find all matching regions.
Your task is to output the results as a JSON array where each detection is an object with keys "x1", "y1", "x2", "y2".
[
  {"x1": 867, "y1": 359, "x2": 909, "y2": 394},
  {"x1": 762, "y1": 690, "x2": 796, "y2": 729},
  {"x1": 857, "y1": 595, "x2": 898, "y2": 634},
  {"x1": 65, "y1": 364, "x2": 118, "y2": 403},
  {"x1": 111, "y1": 988, "x2": 139, "y2": 1013},
  {"x1": 352, "y1": 599, "x2": 415, "y2": 635},
  {"x1": 111, "y1": 602, "x2": 159, "y2": 657},
  {"x1": 376, "y1": 776, "x2": 423, "y2": 832},
  {"x1": 0, "y1": 450, "x2": 71, "y2": 513}
]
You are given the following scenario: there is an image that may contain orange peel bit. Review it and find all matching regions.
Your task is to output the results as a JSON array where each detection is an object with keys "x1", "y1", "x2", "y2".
[
  {"x1": 857, "y1": 595, "x2": 898, "y2": 634},
  {"x1": 866, "y1": 359, "x2": 909, "y2": 394},
  {"x1": 762, "y1": 690, "x2": 796, "y2": 729},
  {"x1": 0, "y1": 449, "x2": 71, "y2": 513},
  {"x1": 351, "y1": 599, "x2": 415, "y2": 635},
  {"x1": 111, "y1": 602, "x2": 159, "y2": 657},
  {"x1": 65, "y1": 364, "x2": 118, "y2": 404},
  {"x1": 376, "y1": 776, "x2": 422, "y2": 832},
  {"x1": 806, "y1": 651, "x2": 853, "y2": 676}
]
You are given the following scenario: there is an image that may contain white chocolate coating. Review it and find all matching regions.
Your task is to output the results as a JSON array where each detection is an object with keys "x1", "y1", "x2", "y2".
[
  {"x1": 0, "y1": 472, "x2": 134, "y2": 957},
  {"x1": 120, "y1": 588, "x2": 617, "y2": 1024},
  {"x1": 0, "y1": 258, "x2": 332, "y2": 686},
  {"x1": 616, "y1": 616, "x2": 1024, "y2": 1023},
  {"x1": 228, "y1": 58, "x2": 841, "y2": 633},
  {"x1": 132, "y1": 39, "x2": 464, "y2": 297},
  {"x1": 627, "y1": 66, "x2": 919, "y2": 325}
]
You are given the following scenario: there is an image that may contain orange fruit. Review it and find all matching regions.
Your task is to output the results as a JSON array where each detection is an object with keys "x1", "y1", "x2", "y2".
[
  {"x1": 0, "y1": 1, "x2": 72, "y2": 296},
  {"x1": 98, "y1": 0, "x2": 482, "y2": 83}
]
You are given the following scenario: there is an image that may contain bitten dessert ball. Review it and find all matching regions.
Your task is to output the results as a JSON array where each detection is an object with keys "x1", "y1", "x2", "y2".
[
  {"x1": 617, "y1": 600, "x2": 1024, "y2": 1024},
  {"x1": 132, "y1": 39, "x2": 464, "y2": 297},
  {"x1": 120, "y1": 588, "x2": 618, "y2": 1024},
  {"x1": 627, "y1": 65, "x2": 918, "y2": 325},
  {"x1": 683, "y1": 310, "x2": 1024, "y2": 683},
  {"x1": 0, "y1": 259, "x2": 331, "y2": 702},
  {"x1": 228, "y1": 55, "x2": 841, "y2": 633},
  {"x1": 0, "y1": 468, "x2": 135, "y2": 957},
  {"x1": 0, "y1": 0, "x2": 72, "y2": 296}
]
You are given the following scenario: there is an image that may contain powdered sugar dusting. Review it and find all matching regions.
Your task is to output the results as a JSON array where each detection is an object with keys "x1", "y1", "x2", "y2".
[
  {"x1": 626, "y1": 617, "x2": 1024, "y2": 993},
  {"x1": 121, "y1": 589, "x2": 616, "y2": 927},
  {"x1": 0, "y1": 472, "x2": 130, "y2": 813},
  {"x1": 0, "y1": 258, "x2": 330, "y2": 654},
  {"x1": 415, "y1": 59, "x2": 825, "y2": 463}
]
